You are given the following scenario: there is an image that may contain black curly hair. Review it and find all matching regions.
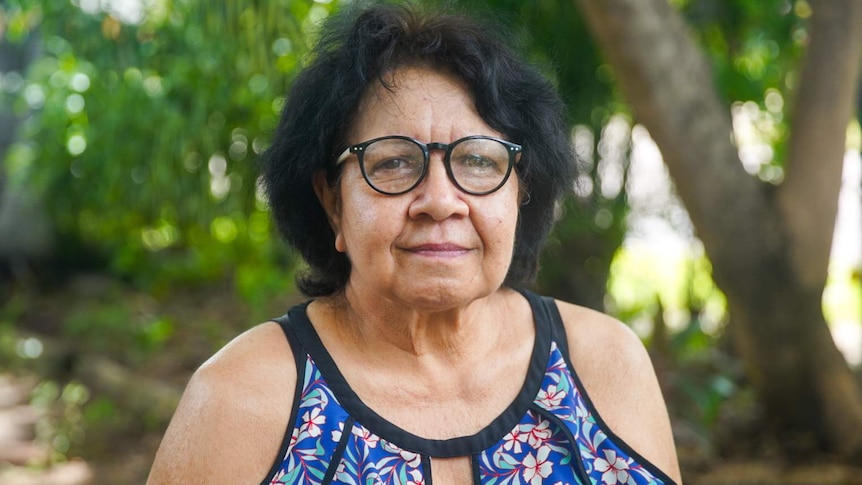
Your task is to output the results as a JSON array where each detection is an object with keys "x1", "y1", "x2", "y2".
[{"x1": 260, "y1": 1, "x2": 574, "y2": 297}]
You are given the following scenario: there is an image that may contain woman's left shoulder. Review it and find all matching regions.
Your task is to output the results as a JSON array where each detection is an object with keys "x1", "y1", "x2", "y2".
[
  {"x1": 552, "y1": 301, "x2": 660, "y2": 413},
  {"x1": 554, "y1": 300, "x2": 644, "y2": 357},
  {"x1": 554, "y1": 301, "x2": 657, "y2": 379},
  {"x1": 553, "y1": 299, "x2": 682, "y2": 484}
]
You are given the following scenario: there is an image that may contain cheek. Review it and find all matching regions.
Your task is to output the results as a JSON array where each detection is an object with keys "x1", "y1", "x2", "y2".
[
  {"x1": 501, "y1": 214, "x2": 519, "y2": 251},
  {"x1": 339, "y1": 195, "x2": 402, "y2": 254},
  {"x1": 500, "y1": 186, "x2": 521, "y2": 240},
  {"x1": 484, "y1": 200, "x2": 519, "y2": 255}
]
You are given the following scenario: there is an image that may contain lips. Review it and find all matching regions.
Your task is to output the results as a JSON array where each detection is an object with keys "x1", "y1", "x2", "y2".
[{"x1": 404, "y1": 242, "x2": 470, "y2": 256}]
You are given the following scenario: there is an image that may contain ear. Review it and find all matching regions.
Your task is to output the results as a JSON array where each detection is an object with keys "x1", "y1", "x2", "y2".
[{"x1": 313, "y1": 171, "x2": 346, "y2": 253}]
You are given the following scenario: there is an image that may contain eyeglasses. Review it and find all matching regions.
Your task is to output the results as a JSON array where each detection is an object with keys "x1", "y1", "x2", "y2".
[{"x1": 335, "y1": 135, "x2": 522, "y2": 196}]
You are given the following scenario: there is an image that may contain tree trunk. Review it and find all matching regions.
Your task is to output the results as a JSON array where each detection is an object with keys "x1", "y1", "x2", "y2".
[{"x1": 574, "y1": 0, "x2": 862, "y2": 458}]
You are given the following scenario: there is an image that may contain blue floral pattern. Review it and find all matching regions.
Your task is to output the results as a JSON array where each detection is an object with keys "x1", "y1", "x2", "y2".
[
  {"x1": 534, "y1": 343, "x2": 668, "y2": 485},
  {"x1": 477, "y1": 409, "x2": 578, "y2": 485},
  {"x1": 267, "y1": 345, "x2": 670, "y2": 485},
  {"x1": 333, "y1": 422, "x2": 426, "y2": 485}
]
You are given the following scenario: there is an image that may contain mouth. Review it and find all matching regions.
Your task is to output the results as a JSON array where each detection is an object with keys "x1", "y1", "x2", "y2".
[{"x1": 404, "y1": 243, "x2": 471, "y2": 257}]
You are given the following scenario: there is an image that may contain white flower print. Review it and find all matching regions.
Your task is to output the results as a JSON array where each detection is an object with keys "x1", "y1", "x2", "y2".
[
  {"x1": 522, "y1": 446, "x2": 553, "y2": 485},
  {"x1": 267, "y1": 340, "x2": 673, "y2": 485},
  {"x1": 269, "y1": 469, "x2": 285, "y2": 483},
  {"x1": 301, "y1": 407, "x2": 326, "y2": 438},
  {"x1": 406, "y1": 468, "x2": 425, "y2": 485},
  {"x1": 575, "y1": 399, "x2": 590, "y2": 420},
  {"x1": 334, "y1": 460, "x2": 356, "y2": 484},
  {"x1": 286, "y1": 427, "x2": 300, "y2": 451},
  {"x1": 352, "y1": 425, "x2": 380, "y2": 448},
  {"x1": 331, "y1": 421, "x2": 344, "y2": 443},
  {"x1": 502, "y1": 427, "x2": 527, "y2": 454},
  {"x1": 399, "y1": 449, "x2": 422, "y2": 469},
  {"x1": 537, "y1": 384, "x2": 566, "y2": 408},
  {"x1": 594, "y1": 449, "x2": 634, "y2": 485},
  {"x1": 525, "y1": 419, "x2": 553, "y2": 448},
  {"x1": 382, "y1": 440, "x2": 422, "y2": 468}
]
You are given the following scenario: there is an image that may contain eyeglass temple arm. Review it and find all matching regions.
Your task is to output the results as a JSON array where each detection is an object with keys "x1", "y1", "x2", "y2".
[{"x1": 335, "y1": 147, "x2": 352, "y2": 165}]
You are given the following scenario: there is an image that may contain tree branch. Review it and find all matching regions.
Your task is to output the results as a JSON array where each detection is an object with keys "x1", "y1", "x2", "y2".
[
  {"x1": 572, "y1": 0, "x2": 782, "y2": 294},
  {"x1": 777, "y1": 0, "x2": 862, "y2": 287}
]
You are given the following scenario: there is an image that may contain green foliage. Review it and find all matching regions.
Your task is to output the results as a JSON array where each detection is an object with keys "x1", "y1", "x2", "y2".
[
  {"x1": 31, "y1": 379, "x2": 90, "y2": 464},
  {"x1": 607, "y1": 245, "x2": 736, "y2": 436},
  {"x1": 681, "y1": 0, "x2": 806, "y2": 98},
  {"x1": 461, "y1": 0, "x2": 617, "y2": 126},
  {"x1": 82, "y1": 395, "x2": 119, "y2": 439},
  {"x1": 679, "y1": 0, "x2": 808, "y2": 175},
  {"x1": 608, "y1": 247, "x2": 727, "y2": 329},
  {"x1": 63, "y1": 300, "x2": 174, "y2": 362},
  {"x1": 0, "y1": 293, "x2": 37, "y2": 370},
  {"x1": 0, "y1": 320, "x2": 22, "y2": 369},
  {"x1": 0, "y1": 3, "x2": 329, "y2": 465},
  {"x1": 0, "y1": 0, "x2": 332, "y2": 292}
]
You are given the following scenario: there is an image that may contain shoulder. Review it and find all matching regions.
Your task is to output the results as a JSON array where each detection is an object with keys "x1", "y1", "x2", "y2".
[
  {"x1": 147, "y1": 321, "x2": 297, "y2": 485},
  {"x1": 553, "y1": 300, "x2": 682, "y2": 484}
]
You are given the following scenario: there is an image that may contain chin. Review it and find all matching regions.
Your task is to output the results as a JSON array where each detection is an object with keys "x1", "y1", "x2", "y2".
[{"x1": 395, "y1": 280, "x2": 498, "y2": 311}]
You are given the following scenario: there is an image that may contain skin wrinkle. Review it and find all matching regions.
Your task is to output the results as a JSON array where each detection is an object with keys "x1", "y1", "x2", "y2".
[
  {"x1": 332, "y1": 290, "x2": 515, "y2": 359},
  {"x1": 334, "y1": 66, "x2": 528, "y2": 269},
  {"x1": 315, "y1": 67, "x2": 520, "y2": 335},
  {"x1": 307, "y1": 286, "x2": 534, "y2": 441}
]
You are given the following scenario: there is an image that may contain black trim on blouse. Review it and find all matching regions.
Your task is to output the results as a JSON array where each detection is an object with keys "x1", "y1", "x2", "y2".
[
  {"x1": 540, "y1": 296, "x2": 679, "y2": 485},
  {"x1": 284, "y1": 289, "x2": 551, "y2": 458},
  {"x1": 531, "y1": 404, "x2": 592, "y2": 485},
  {"x1": 261, "y1": 290, "x2": 679, "y2": 485},
  {"x1": 421, "y1": 455, "x2": 434, "y2": 485},
  {"x1": 260, "y1": 315, "x2": 309, "y2": 485},
  {"x1": 322, "y1": 416, "x2": 355, "y2": 483},
  {"x1": 471, "y1": 454, "x2": 481, "y2": 484}
]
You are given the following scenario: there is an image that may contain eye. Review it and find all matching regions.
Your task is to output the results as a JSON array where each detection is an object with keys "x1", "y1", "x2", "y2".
[
  {"x1": 367, "y1": 156, "x2": 422, "y2": 174},
  {"x1": 453, "y1": 154, "x2": 503, "y2": 174},
  {"x1": 373, "y1": 157, "x2": 417, "y2": 171},
  {"x1": 461, "y1": 154, "x2": 496, "y2": 169}
]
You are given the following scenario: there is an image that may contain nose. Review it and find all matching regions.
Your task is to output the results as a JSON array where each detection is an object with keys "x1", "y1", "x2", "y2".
[{"x1": 407, "y1": 153, "x2": 469, "y2": 220}]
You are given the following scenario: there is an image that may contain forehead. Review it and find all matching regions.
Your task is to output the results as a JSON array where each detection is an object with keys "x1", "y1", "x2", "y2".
[{"x1": 347, "y1": 66, "x2": 501, "y2": 142}]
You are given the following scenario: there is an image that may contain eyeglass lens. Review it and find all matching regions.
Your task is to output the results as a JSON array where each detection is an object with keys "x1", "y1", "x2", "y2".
[{"x1": 360, "y1": 137, "x2": 512, "y2": 194}]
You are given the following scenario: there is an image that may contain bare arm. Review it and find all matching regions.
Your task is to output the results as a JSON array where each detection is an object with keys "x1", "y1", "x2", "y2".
[
  {"x1": 147, "y1": 322, "x2": 296, "y2": 485},
  {"x1": 556, "y1": 300, "x2": 682, "y2": 484}
]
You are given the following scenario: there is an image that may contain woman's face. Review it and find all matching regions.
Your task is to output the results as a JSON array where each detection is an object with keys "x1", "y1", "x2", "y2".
[{"x1": 317, "y1": 66, "x2": 520, "y2": 310}]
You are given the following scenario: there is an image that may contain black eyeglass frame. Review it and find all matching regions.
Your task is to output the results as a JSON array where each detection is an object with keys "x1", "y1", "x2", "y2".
[{"x1": 335, "y1": 135, "x2": 522, "y2": 196}]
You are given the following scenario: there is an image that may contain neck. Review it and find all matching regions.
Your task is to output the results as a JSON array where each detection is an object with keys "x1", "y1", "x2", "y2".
[{"x1": 330, "y1": 284, "x2": 513, "y2": 360}]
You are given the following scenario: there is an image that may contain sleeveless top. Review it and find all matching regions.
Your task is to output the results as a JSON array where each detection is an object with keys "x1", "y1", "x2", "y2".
[{"x1": 261, "y1": 289, "x2": 676, "y2": 485}]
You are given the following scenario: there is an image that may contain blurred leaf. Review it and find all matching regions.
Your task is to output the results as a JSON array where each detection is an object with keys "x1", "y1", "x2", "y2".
[{"x1": 2, "y1": 0, "x2": 330, "y2": 289}]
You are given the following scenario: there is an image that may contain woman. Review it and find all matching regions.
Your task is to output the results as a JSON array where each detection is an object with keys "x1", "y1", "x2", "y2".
[{"x1": 148, "y1": 2, "x2": 681, "y2": 484}]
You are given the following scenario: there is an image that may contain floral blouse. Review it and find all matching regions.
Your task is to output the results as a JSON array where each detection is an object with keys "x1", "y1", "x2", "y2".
[{"x1": 262, "y1": 290, "x2": 676, "y2": 485}]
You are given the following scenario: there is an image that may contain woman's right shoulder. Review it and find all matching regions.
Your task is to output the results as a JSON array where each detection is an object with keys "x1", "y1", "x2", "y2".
[
  {"x1": 147, "y1": 321, "x2": 298, "y2": 484},
  {"x1": 197, "y1": 320, "x2": 298, "y2": 388}
]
